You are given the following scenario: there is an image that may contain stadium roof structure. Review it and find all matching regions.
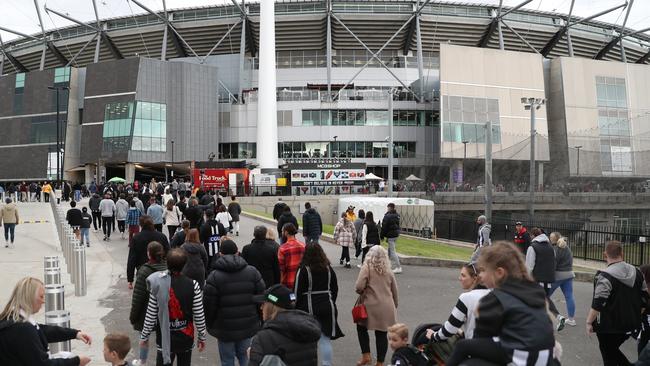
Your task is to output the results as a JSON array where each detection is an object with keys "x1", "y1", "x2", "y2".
[{"x1": 1, "y1": 0, "x2": 649, "y2": 74}]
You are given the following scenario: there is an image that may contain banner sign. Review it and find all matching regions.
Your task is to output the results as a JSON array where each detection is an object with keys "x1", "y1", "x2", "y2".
[{"x1": 290, "y1": 168, "x2": 366, "y2": 186}]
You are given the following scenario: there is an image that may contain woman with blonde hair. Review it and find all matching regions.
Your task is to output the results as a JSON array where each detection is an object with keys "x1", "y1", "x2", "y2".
[
  {"x1": 549, "y1": 232, "x2": 576, "y2": 326},
  {"x1": 354, "y1": 245, "x2": 399, "y2": 366},
  {"x1": 0, "y1": 277, "x2": 92, "y2": 365}
]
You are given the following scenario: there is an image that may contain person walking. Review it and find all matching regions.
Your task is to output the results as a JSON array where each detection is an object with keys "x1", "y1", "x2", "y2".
[
  {"x1": 513, "y1": 221, "x2": 531, "y2": 255},
  {"x1": 204, "y1": 239, "x2": 265, "y2": 366},
  {"x1": 345, "y1": 205, "x2": 357, "y2": 222},
  {"x1": 380, "y1": 203, "x2": 402, "y2": 274},
  {"x1": 1, "y1": 197, "x2": 19, "y2": 248},
  {"x1": 147, "y1": 198, "x2": 164, "y2": 233},
  {"x1": 354, "y1": 245, "x2": 399, "y2": 366},
  {"x1": 549, "y1": 232, "x2": 576, "y2": 327},
  {"x1": 80, "y1": 207, "x2": 92, "y2": 247},
  {"x1": 302, "y1": 202, "x2": 323, "y2": 245},
  {"x1": 129, "y1": 241, "x2": 167, "y2": 332},
  {"x1": 89, "y1": 193, "x2": 102, "y2": 232},
  {"x1": 587, "y1": 241, "x2": 648, "y2": 366},
  {"x1": 227, "y1": 195, "x2": 242, "y2": 236},
  {"x1": 42, "y1": 181, "x2": 52, "y2": 203},
  {"x1": 99, "y1": 193, "x2": 116, "y2": 241},
  {"x1": 115, "y1": 194, "x2": 129, "y2": 240},
  {"x1": 353, "y1": 209, "x2": 365, "y2": 262},
  {"x1": 470, "y1": 215, "x2": 491, "y2": 262},
  {"x1": 334, "y1": 213, "x2": 357, "y2": 268},
  {"x1": 0, "y1": 277, "x2": 92, "y2": 366},
  {"x1": 272, "y1": 198, "x2": 287, "y2": 221},
  {"x1": 249, "y1": 284, "x2": 321, "y2": 366},
  {"x1": 127, "y1": 216, "x2": 170, "y2": 289},
  {"x1": 242, "y1": 226, "x2": 281, "y2": 289},
  {"x1": 184, "y1": 199, "x2": 203, "y2": 229},
  {"x1": 180, "y1": 229, "x2": 209, "y2": 287},
  {"x1": 294, "y1": 243, "x2": 344, "y2": 366},
  {"x1": 126, "y1": 200, "x2": 142, "y2": 247},
  {"x1": 199, "y1": 209, "x2": 226, "y2": 265},
  {"x1": 163, "y1": 200, "x2": 182, "y2": 242},
  {"x1": 278, "y1": 223, "x2": 306, "y2": 290},
  {"x1": 216, "y1": 205, "x2": 233, "y2": 235},
  {"x1": 277, "y1": 206, "x2": 298, "y2": 244},
  {"x1": 73, "y1": 182, "x2": 82, "y2": 202},
  {"x1": 171, "y1": 220, "x2": 191, "y2": 249},
  {"x1": 526, "y1": 228, "x2": 566, "y2": 331},
  {"x1": 359, "y1": 211, "x2": 380, "y2": 267},
  {"x1": 140, "y1": 248, "x2": 207, "y2": 366}
]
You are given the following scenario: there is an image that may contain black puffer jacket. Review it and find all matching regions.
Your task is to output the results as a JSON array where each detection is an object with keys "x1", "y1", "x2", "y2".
[
  {"x1": 301, "y1": 208, "x2": 322, "y2": 237},
  {"x1": 0, "y1": 317, "x2": 80, "y2": 366},
  {"x1": 127, "y1": 229, "x2": 170, "y2": 283},
  {"x1": 277, "y1": 212, "x2": 298, "y2": 235},
  {"x1": 380, "y1": 211, "x2": 400, "y2": 239},
  {"x1": 181, "y1": 242, "x2": 209, "y2": 286},
  {"x1": 203, "y1": 254, "x2": 265, "y2": 342},
  {"x1": 248, "y1": 310, "x2": 321, "y2": 366},
  {"x1": 130, "y1": 261, "x2": 167, "y2": 331},
  {"x1": 242, "y1": 239, "x2": 281, "y2": 289}
]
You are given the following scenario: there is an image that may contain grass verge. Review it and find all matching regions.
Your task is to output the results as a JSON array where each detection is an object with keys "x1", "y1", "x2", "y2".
[{"x1": 244, "y1": 209, "x2": 474, "y2": 261}]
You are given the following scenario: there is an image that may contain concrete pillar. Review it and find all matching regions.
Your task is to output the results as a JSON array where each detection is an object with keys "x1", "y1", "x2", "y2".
[
  {"x1": 256, "y1": 0, "x2": 279, "y2": 169},
  {"x1": 125, "y1": 163, "x2": 136, "y2": 184},
  {"x1": 84, "y1": 164, "x2": 94, "y2": 185}
]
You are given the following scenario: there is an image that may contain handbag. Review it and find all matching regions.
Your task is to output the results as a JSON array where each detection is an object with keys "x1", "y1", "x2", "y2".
[{"x1": 352, "y1": 296, "x2": 368, "y2": 323}]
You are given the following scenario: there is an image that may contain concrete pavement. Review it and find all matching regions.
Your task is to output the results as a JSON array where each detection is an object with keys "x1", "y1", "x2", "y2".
[{"x1": 0, "y1": 200, "x2": 639, "y2": 365}]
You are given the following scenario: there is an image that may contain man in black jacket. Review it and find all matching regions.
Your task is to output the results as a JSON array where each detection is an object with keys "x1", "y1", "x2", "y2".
[
  {"x1": 242, "y1": 226, "x2": 281, "y2": 288},
  {"x1": 126, "y1": 215, "x2": 170, "y2": 289},
  {"x1": 272, "y1": 198, "x2": 287, "y2": 221},
  {"x1": 89, "y1": 193, "x2": 102, "y2": 231},
  {"x1": 66, "y1": 201, "x2": 83, "y2": 229},
  {"x1": 204, "y1": 240, "x2": 265, "y2": 366},
  {"x1": 199, "y1": 209, "x2": 227, "y2": 265},
  {"x1": 276, "y1": 206, "x2": 298, "y2": 244},
  {"x1": 381, "y1": 203, "x2": 402, "y2": 274},
  {"x1": 228, "y1": 195, "x2": 242, "y2": 236},
  {"x1": 588, "y1": 241, "x2": 648, "y2": 366},
  {"x1": 301, "y1": 202, "x2": 322, "y2": 245}
]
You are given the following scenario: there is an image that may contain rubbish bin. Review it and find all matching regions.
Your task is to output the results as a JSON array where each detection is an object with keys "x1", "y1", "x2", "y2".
[
  {"x1": 45, "y1": 284, "x2": 65, "y2": 312},
  {"x1": 45, "y1": 310, "x2": 71, "y2": 353}
]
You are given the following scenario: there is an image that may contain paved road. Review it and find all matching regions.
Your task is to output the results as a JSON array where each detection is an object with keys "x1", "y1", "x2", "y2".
[{"x1": 91, "y1": 213, "x2": 638, "y2": 366}]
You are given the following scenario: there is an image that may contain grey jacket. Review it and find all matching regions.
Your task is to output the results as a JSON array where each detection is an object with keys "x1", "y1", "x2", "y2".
[
  {"x1": 98, "y1": 198, "x2": 116, "y2": 217},
  {"x1": 146, "y1": 271, "x2": 172, "y2": 364},
  {"x1": 477, "y1": 223, "x2": 491, "y2": 247},
  {"x1": 115, "y1": 199, "x2": 129, "y2": 220},
  {"x1": 554, "y1": 245, "x2": 574, "y2": 281}
]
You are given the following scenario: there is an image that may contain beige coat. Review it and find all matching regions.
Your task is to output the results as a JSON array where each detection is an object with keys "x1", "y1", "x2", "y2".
[
  {"x1": 355, "y1": 263, "x2": 398, "y2": 331},
  {"x1": 1, "y1": 203, "x2": 19, "y2": 225}
]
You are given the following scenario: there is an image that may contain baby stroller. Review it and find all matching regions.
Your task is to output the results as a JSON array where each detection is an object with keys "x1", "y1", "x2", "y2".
[{"x1": 411, "y1": 323, "x2": 462, "y2": 366}]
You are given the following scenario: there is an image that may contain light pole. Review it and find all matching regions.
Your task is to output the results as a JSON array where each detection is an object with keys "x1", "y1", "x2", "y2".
[
  {"x1": 462, "y1": 140, "x2": 469, "y2": 185},
  {"x1": 387, "y1": 89, "x2": 395, "y2": 197},
  {"x1": 521, "y1": 97, "x2": 545, "y2": 221},
  {"x1": 574, "y1": 145, "x2": 582, "y2": 176},
  {"x1": 171, "y1": 140, "x2": 175, "y2": 179},
  {"x1": 48, "y1": 85, "x2": 69, "y2": 190}
]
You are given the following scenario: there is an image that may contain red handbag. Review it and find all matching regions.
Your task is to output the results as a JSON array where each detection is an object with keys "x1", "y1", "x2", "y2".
[{"x1": 352, "y1": 296, "x2": 368, "y2": 323}]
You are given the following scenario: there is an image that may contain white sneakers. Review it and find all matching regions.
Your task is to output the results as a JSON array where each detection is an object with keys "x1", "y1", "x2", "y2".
[
  {"x1": 565, "y1": 318, "x2": 576, "y2": 327},
  {"x1": 392, "y1": 267, "x2": 403, "y2": 274}
]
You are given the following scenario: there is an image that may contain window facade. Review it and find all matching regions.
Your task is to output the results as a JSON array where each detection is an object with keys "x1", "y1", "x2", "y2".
[
  {"x1": 596, "y1": 77, "x2": 632, "y2": 174},
  {"x1": 47, "y1": 151, "x2": 60, "y2": 181},
  {"x1": 277, "y1": 110, "x2": 292, "y2": 126},
  {"x1": 277, "y1": 141, "x2": 416, "y2": 159},
  {"x1": 15, "y1": 73, "x2": 25, "y2": 89},
  {"x1": 301, "y1": 109, "x2": 435, "y2": 126},
  {"x1": 442, "y1": 96, "x2": 501, "y2": 144},
  {"x1": 103, "y1": 102, "x2": 134, "y2": 153},
  {"x1": 219, "y1": 142, "x2": 257, "y2": 159},
  {"x1": 132, "y1": 101, "x2": 167, "y2": 152},
  {"x1": 31, "y1": 115, "x2": 65, "y2": 143},
  {"x1": 54, "y1": 67, "x2": 71, "y2": 84}
]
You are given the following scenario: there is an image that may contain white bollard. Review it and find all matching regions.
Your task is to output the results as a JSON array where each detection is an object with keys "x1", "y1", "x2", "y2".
[{"x1": 46, "y1": 310, "x2": 71, "y2": 353}]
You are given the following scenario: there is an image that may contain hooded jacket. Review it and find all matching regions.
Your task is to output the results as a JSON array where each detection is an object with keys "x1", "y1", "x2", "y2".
[
  {"x1": 0, "y1": 316, "x2": 80, "y2": 366},
  {"x1": 127, "y1": 229, "x2": 170, "y2": 283},
  {"x1": 0, "y1": 202, "x2": 19, "y2": 225},
  {"x1": 248, "y1": 310, "x2": 321, "y2": 366},
  {"x1": 130, "y1": 261, "x2": 168, "y2": 331},
  {"x1": 302, "y1": 208, "x2": 323, "y2": 238},
  {"x1": 593, "y1": 261, "x2": 648, "y2": 333},
  {"x1": 181, "y1": 242, "x2": 209, "y2": 286},
  {"x1": 277, "y1": 212, "x2": 298, "y2": 236},
  {"x1": 115, "y1": 199, "x2": 130, "y2": 220},
  {"x1": 474, "y1": 278, "x2": 555, "y2": 361},
  {"x1": 381, "y1": 211, "x2": 400, "y2": 239},
  {"x1": 476, "y1": 223, "x2": 491, "y2": 247},
  {"x1": 203, "y1": 254, "x2": 265, "y2": 342},
  {"x1": 242, "y1": 239, "x2": 281, "y2": 288}
]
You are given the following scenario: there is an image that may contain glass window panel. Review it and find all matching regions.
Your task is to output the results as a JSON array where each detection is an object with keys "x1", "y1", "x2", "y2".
[
  {"x1": 355, "y1": 110, "x2": 365, "y2": 126},
  {"x1": 605, "y1": 77, "x2": 616, "y2": 85},
  {"x1": 133, "y1": 120, "x2": 142, "y2": 136},
  {"x1": 151, "y1": 121, "x2": 161, "y2": 138},
  {"x1": 443, "y1": 95, "x2": 449, "y2": 111},
  {"x1": 141, "y1": 137, "x2": 152, "y2": 151},
  {"x1": 462, "y1": 111, "x2": 475, "y2": 123},
  {"x1": 141, "y1": 102, "x2": 152, "y2": 120},
  {"x1": 443, "y1": 123, "x2": 452, "y2": 142},
  {"x1": 616, "y1": 85, "x2": 626, "y2": 108},
  {"x1": 488, "y1": 112, "x2": 500, "y2": 124},
  {"x1": 346, "y1": 110, "x2": 355, "y2": 126},
  {"x1": 462, "y1": 97, "x2": 475, "y2": 112},
  {"x1": 449, "y1": 96, "x2": 461, "y2": 110},
  {"x1": 151, "y1": 138, "x2": 161, "y2": 152},
  {"x1": 606, "y1": 85, "x2": 617, "y2": 102},
  {"x1": 302, "y1": 110, "x2": 313, "y2": 126},
  {"x1": 475, "y1": 98, "x2": 487, "y2": 113},
  {"x1": 160, "y1": 122, "x2": 166, "y2": 138},
  {"x1": 355, "y1": 142, "x2": 364, "y2": 158},
  {"x1": 160, "y1": 104, "x2": 166, "y2": 121},
  {"x1": 476, "y1": 112, "x2": 488, "y2": 123},
  {"x1": 462, "y1": 124, "x2": 477, "y2": 142},
  {"x1": 132, "y1": 136, "x2": 142, "y2": 150},
  {"x1": 142, "y1": 119, "x2": 152, "y2": 137},
  {"x1": 320, "y1": 110, "x2": 330, "y2": 125},
  {"x1": 596, "y1": 84, "x2": 608, "y2": 103},
  {"x1": 452, "y1": 123, "x2": 463, "y2": 143},
  {"x1": 492, "y1": 125, "x2": 501, "y2": 144},
  {"x1": 450, "y1": 110, "x2": 462, "y2": 122},
  {"x1": 151, "y1": 103, "x2": 161, "y2": 121},
  {"x1": 487, "y1": 99, "x2": 499, "y2": 113}
]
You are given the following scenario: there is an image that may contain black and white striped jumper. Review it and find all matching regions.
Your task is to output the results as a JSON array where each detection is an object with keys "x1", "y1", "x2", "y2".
[
  {"x1": 140, "y1": 277, "x2": 207, "y2": 346},
  {"x1": 433, "y1": 288, "x2": 490, "y2": 341}
]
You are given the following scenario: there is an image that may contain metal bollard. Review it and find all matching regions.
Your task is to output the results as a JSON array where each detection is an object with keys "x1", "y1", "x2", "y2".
[
  {"x1": 73, "y1": 243, "x2": 87, "y2": 296},
  {"x1": 68, "y1": 234, "x2": 75, "y2": 283},
  {"x1": 44, "y1": 284, "x2": 65, "y2": 312},
  {"x1": 44, "y1": 256, "x2": 60, "y2": 271},
  {"x1": 46, "y1": 310, "x2": 71, "y2": 353}
]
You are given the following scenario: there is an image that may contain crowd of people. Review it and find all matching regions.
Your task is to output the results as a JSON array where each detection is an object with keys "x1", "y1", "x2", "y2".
[{"x1": 4, "y1": 185, "x2": 650, "y2": 366}]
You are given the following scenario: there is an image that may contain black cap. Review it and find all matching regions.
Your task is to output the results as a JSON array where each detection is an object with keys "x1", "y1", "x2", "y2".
[
  {"x1": 220, "y1": 239, "x2": 238, "y2": 255},
  {"x1": 253, "y1": 284, "x2": 296, "y2": 309}
]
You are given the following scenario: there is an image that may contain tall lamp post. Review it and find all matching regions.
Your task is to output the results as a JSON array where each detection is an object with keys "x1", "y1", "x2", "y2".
[
  {"x1": 48, "y1": 85, "x2": 69, "y2": 190},
  {"x1": 521, "y1": 97, "x2": 545, "y2": 221},
  {"x1": 574, "y1": 145, "x2": 583, "y2": 176},
  {"x1": 171, "y1": 140, "x2": 175, "y2": 179}
]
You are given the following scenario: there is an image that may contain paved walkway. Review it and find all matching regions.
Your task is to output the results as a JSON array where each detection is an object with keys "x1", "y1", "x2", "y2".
[{"x1": 0, "y1": 200, "x2": 638, "y2": 365}]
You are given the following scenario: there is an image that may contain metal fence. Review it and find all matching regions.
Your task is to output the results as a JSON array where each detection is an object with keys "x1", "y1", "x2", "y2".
[{"x1": 434, "y1": 215, "x2": 650, "y2": 266}]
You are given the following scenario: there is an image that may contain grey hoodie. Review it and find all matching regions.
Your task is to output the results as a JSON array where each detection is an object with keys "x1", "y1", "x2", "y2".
[
  {"x1": 594, "y1": 261, "x2": 646, "y2": 300},
  {"x1": 115, "y1": 199, "x2": 129, "y2": 220},
  {"x1": 145, "y1": 270, "x2": 172, "y2": 364}
]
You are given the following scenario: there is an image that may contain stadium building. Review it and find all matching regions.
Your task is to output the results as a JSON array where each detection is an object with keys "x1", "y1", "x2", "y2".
[{"x1": 0, "y1": 0, "x2": 649, "y2": 189}]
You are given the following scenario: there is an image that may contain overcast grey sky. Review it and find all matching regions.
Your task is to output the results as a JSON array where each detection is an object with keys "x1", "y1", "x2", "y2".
[{"x1": 1, "y1": 0, "x2": 649, "y2": 43}]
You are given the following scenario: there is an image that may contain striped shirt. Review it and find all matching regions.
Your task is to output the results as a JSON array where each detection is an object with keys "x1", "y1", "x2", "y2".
[
  {"x1": 434, "y1": 289, "x2": 490, "y2": 341},
  {"x1": 140, "y1": 278, "x2": 207, "y2": 342}
]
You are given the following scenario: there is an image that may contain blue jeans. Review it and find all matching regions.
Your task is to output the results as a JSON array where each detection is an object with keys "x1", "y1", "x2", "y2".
[
  {"x1": 549, "y1": 277, "x2": 576, "y2": 318},
  {"x1": 80, "y1": 228, "x2": 90, "y2": 245},
  {"x1": 387, "y1": 237, "x2": 401, "y2": 268},
  {"x1": 319, "y1": 333, "x2": 333, "y2": 366},
  {"x1": 74, "y1": 190, "x2": 81, "y2": 202},
  {"x1": 218, "y1": 338, "x2": 251, "y2": 366},
  {"x1": 4, "y1": 223, "x2": 16, "y2": 243}
]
